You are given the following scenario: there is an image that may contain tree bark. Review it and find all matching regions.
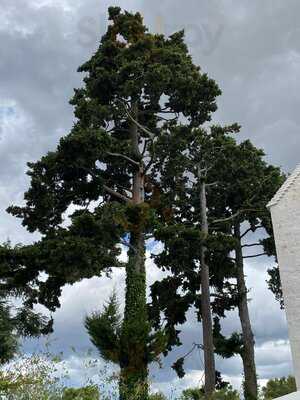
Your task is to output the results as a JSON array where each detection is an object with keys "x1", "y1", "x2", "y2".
[
  {"x1": 119, "y1": 102, "x2": 148, "y2": 400},
  {"x1": 234, "y1": 222, "x2": 258, "y2": 400},
  {"x1": 199, "y1": 178, "x2": 216, "y2": 397}
]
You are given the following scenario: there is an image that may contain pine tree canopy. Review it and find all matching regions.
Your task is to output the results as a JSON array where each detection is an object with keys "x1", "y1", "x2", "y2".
[
  {"x1": 2, "y1": 7, "x2": 221, "y2": 313},
  {"x1": 148, "y1": 124, "x2": 284, "y2": 375}
]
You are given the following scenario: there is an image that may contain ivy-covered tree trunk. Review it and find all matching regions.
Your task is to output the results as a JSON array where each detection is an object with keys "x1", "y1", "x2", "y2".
[
  {"x1": 120, "y1": 231, "x2": 148, "y2": 399},
  {"x1": 234, "y1": 222, "x2": 257, "y2": 400},
  {"x1": 119, "y1": 102, "x2": 148, "y2": 400},
  {"x1": 199, "y1": 176, "x2": 216, "y2": 396}
]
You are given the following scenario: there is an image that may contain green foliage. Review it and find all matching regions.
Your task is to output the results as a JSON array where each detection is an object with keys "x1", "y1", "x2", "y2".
[
  {"x1": 0, "y1": 354, "x2": 64, "y2": 400},
  {"x1": 0, "y1": 353, "x2": 104, "y2": 400},
  {"x1": 180, "y1": 387, "x2": 239, "y2": 400},
  {"x1": 63, "y1": 386, "x2": 99, "y2": 400},
  {"x1": 0, "y1": 296, "x2": 52, "y2": 364},
  {"x1": 267, "y1": 266, "x2": 284, "y2": 309},
  {"x1": 149, "y1": 393, "x2": 167, "y2": 400},
  {"x1": 181, "y1": 387, "x2": 203, "y2": 400},
  {"x1": 150, "y1": 122, "x2": 285, "y2": 389},
  {"x1": 262, "y1": 376, "x2": 296, "y2": 399},
  {"x1": 0, "y1": 300, "x2": 18, "y2": 364},
  {"x1": 0, "y1": 241, "x2": 53, "y2": 354},
  {"x1": 213, "y1": 317, "x2": 243, "y2": 359},
  {"x1": 0, "y1": 5, "x2": 231, "y2": 399},
  {"x1": 3, "y1": 4, "x2": 221, "y2": 310},
  {"x1": 85, "y1": 291, "x2": 122, "y2": 364},
  {"x1": 172, "y1": 357, "x2": 186, "y2": 378}
]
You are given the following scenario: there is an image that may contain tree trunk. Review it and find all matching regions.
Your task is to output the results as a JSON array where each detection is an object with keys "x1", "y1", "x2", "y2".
[
  {"x1": 234, "y1": 223, "x2": 258, "y2": 400},
  {"x1": 199, "y1": 178, "x2": 216, "y2": 397},
  {"x1": 120, "y1": 231, "x2": 148, "y2": 400},
  {"x1": 119, "y1": 102, "x2": 148, "y2": 400}
]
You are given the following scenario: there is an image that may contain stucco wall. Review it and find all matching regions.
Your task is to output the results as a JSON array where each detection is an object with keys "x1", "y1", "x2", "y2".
[{"x1": 270, "y1": 182, "x2": 300, "y2": 389}]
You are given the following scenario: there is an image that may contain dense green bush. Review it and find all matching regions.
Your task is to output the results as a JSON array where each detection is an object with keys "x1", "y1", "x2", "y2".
[
  {"x1": 180, "y1": 387, "x2": 240, "y2": 400},
  {"x1": 262, "y1": 376, "x2": 296, "y2": 399}
]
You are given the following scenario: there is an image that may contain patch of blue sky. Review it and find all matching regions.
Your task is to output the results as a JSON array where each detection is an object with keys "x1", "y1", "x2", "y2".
[
  {"x1": 121, "y1": 234, "x2": 158, "y2": 253},
  {"x1": 0, "y1": 106, "x2": 16, "y2": 118},
  {"x1": 147, "y1": 239, "x2": 157, "y2": 252}
]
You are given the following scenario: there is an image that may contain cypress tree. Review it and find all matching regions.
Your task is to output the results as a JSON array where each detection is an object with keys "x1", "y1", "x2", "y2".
[{"x1": 4, "y1": 8, "x2": 220, "y2": 398}]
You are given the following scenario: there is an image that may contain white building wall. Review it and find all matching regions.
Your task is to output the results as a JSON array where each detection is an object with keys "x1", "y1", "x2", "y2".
[{"x1": 270, "y1": 181, "x2": 300, "y2": 389}]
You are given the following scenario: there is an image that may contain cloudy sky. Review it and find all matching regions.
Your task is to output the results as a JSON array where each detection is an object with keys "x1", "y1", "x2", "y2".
[{"x1": 1, "y1": 0, "x2": 299, "y2": 397}]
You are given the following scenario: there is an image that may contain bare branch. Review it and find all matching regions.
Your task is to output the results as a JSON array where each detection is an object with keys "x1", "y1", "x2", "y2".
[
  {"x1": 103, "y1": 185, "x2": 132, "y2": 203},
  {"x1": 144, "y1": 154, "x2": 155, "y2": 174},
  {"x1": 107, "y1": 152, "x2": 140, "y2": 167},
  {"x1": 212, "y1": 211, "x2": 241, "y2": 224},
  {"x1": 213, "y1": 209, "x2": 266, "y2": 226},
  {"x1": 240, "y1": 225, "x2": 264, "y2": 239},
  {"x1": 242, "y1": 243, "x2": 261, "y2": 248},
  {"x1": 243, "y1": 253, "x2": 267, "y2": 259},
  {"x1": 118, "y1": 100, "x2": 155, "y2": 139},
  {"x1": 144, "y1": 234, "x2": 155, "y2": 240},
  {"x1": 116, "y1": 184, "x2": 133, "y2": 194},
  {"x1": 197, "y1": 166, "x2": 208, "y2": 178},
  {"x1": 78, "y1": 166, "x2": 132, "y2": 203},
  {"x1": 206, "y1": 181, "x2": 219, "y2": 187}
]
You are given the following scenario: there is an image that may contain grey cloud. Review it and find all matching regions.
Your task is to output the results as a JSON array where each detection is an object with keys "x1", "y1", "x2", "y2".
[
  {"x1": 1, "y1": 0, "x2": 299, "y2": 394},
  {"x1": 142, "y1": 0, "x2": 300, "y2": 171}
]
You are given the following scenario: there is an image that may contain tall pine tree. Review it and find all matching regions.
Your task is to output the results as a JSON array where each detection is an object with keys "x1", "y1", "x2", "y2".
[
  {"x1": 210, "y1": 140, "x2": 284, "y2": 400},
  {"x1": 4, "y1": 8, "x2": 220, "y2": 398},
  {"x1": 150, "y1": 124, "x2": 239, "y2": 396},
  {"x1": 150, "y1": 126, "x2": 283, "y2": 399}
]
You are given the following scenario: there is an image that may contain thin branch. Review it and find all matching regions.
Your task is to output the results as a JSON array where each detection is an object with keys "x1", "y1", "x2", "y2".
[
  {"x1": 242, "y1": 243, "x2": 261, "y2": 248},
  {"x1": 107, "y1": 152, "x2": 140, "y2": 167},
  {"x1": 103, "y1": 185, "x2": 132, "y2": 203},
  {"x1": 144, "y1": 154, "x2": 155, "y2": 174},
  {"x1": 118, "y1": 100, "x2": 155, "y2": 139},
  {"x1": 107, "y1": 126, "x2": 131, "y2": 134},
  {"x1": 79, "y1": 166, "x2": 132, "y2": 203},
  {"x1": 240, "y1": 225, "x2": 264, "y2": 239},
  {"x1": 243, "y1": 253, "x2": 267, "y2": 259},
  {"x1": 206, "y1": 181, "x2": 219, "y2": 187},
  {"x1": 144, "y1": 234, "x2": 155, "y2": 240},
  {"x1": 240, "y1": 227, "x2": 253, "y2": 239},
  {"x1": 213, "y1": 208, "x2": 266, "y2": 227},
  {"x1": 180, "y1": 343, "x2": 204, "y2": 360},
  {"x1": 156, "y1": 114, "x2": 178, "y2": 122},
  {"x1": 212, "y1": 211, "x2": 241, "y2": 224},
  {"x1": 116, "y1": 184, "x2": 133, "y2": 194},
  {"x1": 197, "y1": 166, "x2": 208, "y2": 178},
  {"x1": 141, "y1": 139, "x2": 151, "y2": 156}
]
